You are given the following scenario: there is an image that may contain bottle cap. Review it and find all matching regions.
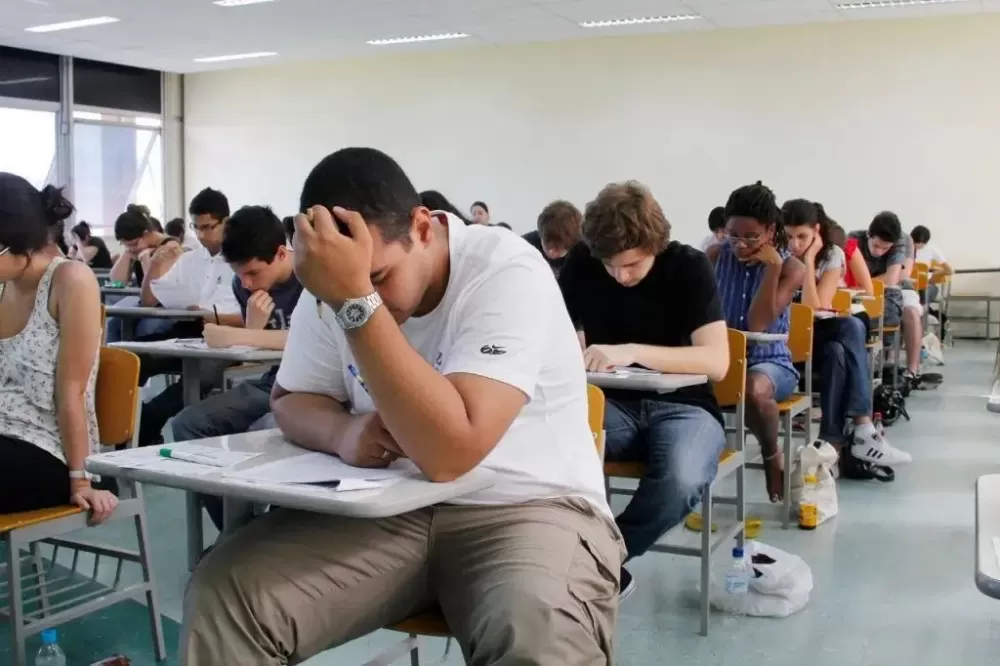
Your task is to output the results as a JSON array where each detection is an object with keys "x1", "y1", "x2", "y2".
[
  {"x1": 41, "y1": 628, "x2": 57, "y2": 645},
  {"x1": 732, "y1": 547, "x2": 744, "y2": 558}
]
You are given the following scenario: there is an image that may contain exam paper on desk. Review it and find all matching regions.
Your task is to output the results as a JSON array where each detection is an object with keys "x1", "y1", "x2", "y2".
[
  {"x1": 224, "y1": 451, "x2": 421, "y2": 484},
  {"x1": 94, "y1": 443, "x2": 262, "y2": 470},
  {"x1": 149, "y1": 280, "x2": 198, "y2": 310}
]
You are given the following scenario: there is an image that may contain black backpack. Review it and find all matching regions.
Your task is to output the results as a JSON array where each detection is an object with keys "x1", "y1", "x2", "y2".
[{"x1": 873, "y1": 384, "x2": 910, "y2": 426}]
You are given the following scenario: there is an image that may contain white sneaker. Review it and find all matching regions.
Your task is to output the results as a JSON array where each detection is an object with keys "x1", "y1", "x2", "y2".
[{"x1": 851, "y1": 431, "x2": 912, "y2": 465}]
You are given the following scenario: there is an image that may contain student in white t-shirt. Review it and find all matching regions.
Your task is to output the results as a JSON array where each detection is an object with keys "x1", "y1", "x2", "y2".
[
  {"x1": 698, "y1": 205, "x2": 726, "y2": 252},
  {"x1": 910, "y1": 225, "x2": 951, "y2": 308},
  {"x1": 179, "y1": 148, "x2": 624, "y2": 666}
]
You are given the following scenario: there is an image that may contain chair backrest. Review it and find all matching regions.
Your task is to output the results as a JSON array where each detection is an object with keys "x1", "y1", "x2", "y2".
[
  {"x1": 914, "y1": 266, "x2": 929, "y2": 291},
  {"x1": 95, "y1": 346, "x2": 141, "y2": 447},
  {"x1": 864, "y1": 280, "x2": 885, "y2": 319},
  {"x1": 587, "y1": 383, "x2": 606, "y2": 457},
  {"x1": 913, "y1": 261, "x2": 930, "y2": 279},
  {"x1": 712, "y1": 329, "x2": 747, "y2": 408},
  {"x1": 788, "y1": 302, "x2": 814, "y2": 363},
  {"x1": 832, "y1": 289, "x2": 853, "y2": 314}
]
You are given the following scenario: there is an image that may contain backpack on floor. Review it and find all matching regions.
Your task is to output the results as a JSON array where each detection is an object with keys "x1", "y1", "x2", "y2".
[{"x1": 873, "y1": 384, "x2": 910, "y2": 426}]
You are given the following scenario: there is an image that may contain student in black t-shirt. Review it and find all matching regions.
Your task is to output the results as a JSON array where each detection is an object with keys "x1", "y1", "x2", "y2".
[
  {"x1": 170, "y1": 205, "x2": 302, "y2": 530},
  {"x1": 558, "y1": 181, "x2": 730, "y2": 596},
  {"x1": 69, "y1": 221, "x2": 113, "y2": 269},
  {"x1": 524, "y1": 200, "x2": 582, "y2": 277}
]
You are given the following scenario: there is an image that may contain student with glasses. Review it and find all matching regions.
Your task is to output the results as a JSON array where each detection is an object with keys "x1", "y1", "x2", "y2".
[
  {"x1": 707, "y1": 182, "x2": 805, "y2": 503},
  {"x1": 0, "y1": 173, "x2": 117, "y2": 523}
]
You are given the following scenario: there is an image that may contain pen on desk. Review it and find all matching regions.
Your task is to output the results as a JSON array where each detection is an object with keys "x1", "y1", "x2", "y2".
[
  {"x1": 347, "y1": 363, "x2": 370, "y2": 395},
  {"x1": 159, "y1": 448, "x2": 227, "y2": 467},
  {"x1": 212, "y1": 305, "x2": 220, "y2": 325}
]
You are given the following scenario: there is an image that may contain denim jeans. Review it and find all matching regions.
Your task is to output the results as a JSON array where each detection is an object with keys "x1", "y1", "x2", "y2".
[
  {"x1": 104, "y1": 296, "x2": 177, "y2": 343},
  {"x1": 814, "y1": 316, "x2": 871, "y2": 443},
  {"x1": 171, "y1": 377, "x2": 276, "y2": 531},
  {"x1": 604, "y1": 399, "x2": 725, "y2": 560}
]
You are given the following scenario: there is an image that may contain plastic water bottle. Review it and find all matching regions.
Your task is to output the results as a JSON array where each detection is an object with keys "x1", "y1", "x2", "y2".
[
  {"x1": 35, "y1": 629, "x2": 66, "y2": 666},
  {"x1": 723, "y1": 546, "x2": 750, "y2": 619}
]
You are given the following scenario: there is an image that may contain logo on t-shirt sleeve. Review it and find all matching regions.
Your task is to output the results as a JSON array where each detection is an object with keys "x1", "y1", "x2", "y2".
[{"x1": 480, "y1": 344, "x2": 506, "y2": 356}]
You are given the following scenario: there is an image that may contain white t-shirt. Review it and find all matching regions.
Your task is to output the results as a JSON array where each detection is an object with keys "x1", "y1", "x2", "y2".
[
  {"x1": 276, "y1": 216, "x2": 610, "y2": 513},
  {"x1": 915, "y1": 243, "x2": 946, "y2": 265},
  {"x1": 815, "y1": 245, "x2": 846, "y2": 279},
  {"x1": 150, "y1": 245, "x2": 241, "y2": 313},
  {"x1": 699, "y1": 234, "x2": 721, "y2": 252}
]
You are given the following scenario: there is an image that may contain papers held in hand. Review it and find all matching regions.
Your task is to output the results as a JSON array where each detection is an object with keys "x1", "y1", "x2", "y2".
[{"x1": 587, "y1": 366, "x2": 661, "y2": 378}]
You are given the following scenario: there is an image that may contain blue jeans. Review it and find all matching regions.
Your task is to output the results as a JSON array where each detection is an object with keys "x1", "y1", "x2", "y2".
[
  {"x1": 104, "y1": 296, "x2": 176, "y2": 343},
  {"x1": 749, "y1": 361, "x2": 798, "y2": 402},
  {"x1": 604, "y1": 399, "x2": 725, "y2": 560},
  {"x1": 171, "y1": 377, "x2": 276, "y2": 531},
  {"x1": 814, "y1": 316, "x2": 871, "y2": 443}
]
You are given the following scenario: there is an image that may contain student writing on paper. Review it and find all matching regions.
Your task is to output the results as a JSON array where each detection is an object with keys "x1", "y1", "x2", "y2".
[
  {"x1": 180, "y1": 148, "x2": 622, "y2": 665},
  {"x1": 556, "y1": 183, "x2": 728, "y2": 593},
  {"x1": 0, "y1": 174, "x2": 117, "y2": 523},
  {"x1": 708, "y1": 182, "x2": 805, "y2": 503},
  {"x1": 784, "y1": 199, "x2": 911, "y2": 469},
  {"x1": 170, "y1": 205, "x2": 302, "y2": 531}
]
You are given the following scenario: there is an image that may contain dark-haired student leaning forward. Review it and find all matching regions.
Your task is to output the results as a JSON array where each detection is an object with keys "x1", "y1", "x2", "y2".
[
  {"x1": 179, "y1": 148, "x2": 623, "y2": 665},
  {"x1": 171, "y1": 205, "x2": 302, "y2": 531}
]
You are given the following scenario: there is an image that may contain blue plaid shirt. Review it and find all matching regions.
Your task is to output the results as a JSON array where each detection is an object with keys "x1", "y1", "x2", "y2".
[{"x1": 714, "y1": 241, "x2": 797, "y2": 376}]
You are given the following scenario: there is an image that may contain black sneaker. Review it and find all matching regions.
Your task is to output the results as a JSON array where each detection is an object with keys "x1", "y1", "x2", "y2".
[{"x1": 619, "y1": 567, "x2": 636, "y2": 600}]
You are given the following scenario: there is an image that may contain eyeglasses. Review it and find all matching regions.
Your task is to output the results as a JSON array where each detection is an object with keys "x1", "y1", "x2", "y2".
[
  {"x1": 189, "y1": 221, "x2": 221, "y2": 234},
  {"x1": 726, "y1": 232, "x2": 765, "y2": 247},
  {"x1": 0, "y1": 246, "x2": 9, "y2": 258}
]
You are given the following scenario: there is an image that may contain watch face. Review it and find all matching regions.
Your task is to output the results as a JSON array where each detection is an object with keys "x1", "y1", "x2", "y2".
[{"x1": 344, "y1": 302, "x2": 367, "y2": 325}]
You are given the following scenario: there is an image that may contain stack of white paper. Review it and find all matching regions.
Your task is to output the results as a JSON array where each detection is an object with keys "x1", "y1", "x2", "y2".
[{"x1": 224, "y1": 451, "x2": 418, "y2": 485}]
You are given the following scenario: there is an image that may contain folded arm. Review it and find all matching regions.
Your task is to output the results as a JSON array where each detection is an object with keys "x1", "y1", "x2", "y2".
[{"x1": 629, "y1": 320, "x2": 729, "y2": 381}]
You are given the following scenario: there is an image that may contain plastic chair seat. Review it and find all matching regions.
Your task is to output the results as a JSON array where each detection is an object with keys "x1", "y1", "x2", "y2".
[
  {"x1": 776, "y1": 394, "x2": 810, "y2": 413},
  {"x1": 0, "y1": 506, "x2": 83, "y2": 534},
  {"x1": 388, "y1": 608, "x2": 451, "y2": 637}
]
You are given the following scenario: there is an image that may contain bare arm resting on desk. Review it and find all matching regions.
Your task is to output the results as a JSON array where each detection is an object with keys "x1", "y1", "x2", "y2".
[{"x1": 629, "y1": 321, "x2": 729, "y2": 381}]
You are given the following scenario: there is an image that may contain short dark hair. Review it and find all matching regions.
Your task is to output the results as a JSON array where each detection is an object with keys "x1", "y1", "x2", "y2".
[
  {"x1": 114, "y1": 203, "x2": 152, "y2": 241},
  {"x1": 164, "y1": 217, "x2": 185, "y2": 238},
  {"x1": 189, "y1": 187, "x2": 230, "y2": 222},
  {"x1": 537, "y1": 200, "x2": 582, "y2": 250},
  {"x1": 221, "y1": 206, "x2": 286, "y2": 264},
  {"x1": 708, "y1": 206, "x2": 726, "y2": 232},
  {"x1": 471, "y1": 201, "x2": 488, "y2": 213},
  {"x1": 300, "y1": 148, "x2": 420, "y2": 244},
  {"x1": 869, "y1": 211, "x2": 902, "y2": 244},
  {"x1": 582, "y1": 181, "x2": 670, "y2": 260},
  {"x1": 71, "y1": 220, "x2": 92, "y2": 240},
  {"x1": 419, "y1": 190, "x2": 472, "y2": 225},
  {"x1": 910, "y1": 225, "x2": 931, "y2": 244},
  {"x1": 725, "y1": 181, "x2": 787, "y2": 252},
  {"x1": 0, "y1": 173, "x2": 74, "y2": 255}
]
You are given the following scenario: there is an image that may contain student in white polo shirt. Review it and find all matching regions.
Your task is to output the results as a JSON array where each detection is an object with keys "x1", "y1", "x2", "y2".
[{"x1": 179, "y1": 148, "x2": 624, "y2": 665}]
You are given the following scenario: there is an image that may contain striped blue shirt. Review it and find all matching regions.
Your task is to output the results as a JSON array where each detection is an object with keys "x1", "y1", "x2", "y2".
[{"x1": 714, "y1": 241, "x2": 797, "y2": 375}]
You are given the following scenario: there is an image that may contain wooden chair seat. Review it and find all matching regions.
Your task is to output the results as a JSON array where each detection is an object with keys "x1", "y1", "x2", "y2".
[
  {"x1": 388, "y1": 608, "x2": 451, "y2": 637},
  {"x1": 0, "y1": 506, "x2": 83, "y2": 534},
  {"x1": 776, "y1": 394, "x2": 810, "y2": 413},
  {"x1": 882, "y1": 325, "x2": 900, "y2": 333}
]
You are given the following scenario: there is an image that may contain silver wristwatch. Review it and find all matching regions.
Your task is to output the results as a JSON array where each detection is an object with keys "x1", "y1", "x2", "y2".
[{"x1": 335, "y1": 292, "x2": 383, "y2": 330}]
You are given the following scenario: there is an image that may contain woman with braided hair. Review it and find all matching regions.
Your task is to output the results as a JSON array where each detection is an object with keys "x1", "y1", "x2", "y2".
[{"x1": 707, "y1": 181, "x2": 805, "y2": 502}]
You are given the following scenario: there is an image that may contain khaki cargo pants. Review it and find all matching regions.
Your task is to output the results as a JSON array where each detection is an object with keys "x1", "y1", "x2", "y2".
[{"x1": 180, "y1": 496, "x2": 625, "y2": 665}]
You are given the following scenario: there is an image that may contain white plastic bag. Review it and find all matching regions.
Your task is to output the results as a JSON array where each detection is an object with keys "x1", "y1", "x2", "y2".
[
  {"x1": 922, "y1": 333, "x2": 945, "y2": 366},
  {"x1": 709, "y1": 541, "x2": 813, "y2": 617},
  {"x1": 790, "y1": 441, "x2": 839, "y2": 526}
]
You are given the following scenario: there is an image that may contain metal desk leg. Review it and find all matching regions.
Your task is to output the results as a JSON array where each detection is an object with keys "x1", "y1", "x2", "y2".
[
  {"x1": 122, "y1": 317, "x2": 136, "y2": 342},
  {"x1": 182, "y1": 358, "x2": 204, "y2": 569}
]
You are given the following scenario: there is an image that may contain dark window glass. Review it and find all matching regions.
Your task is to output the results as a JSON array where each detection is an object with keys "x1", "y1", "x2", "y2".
[
  {"x1": 73, "y1": 58, "x2": 161, "y2": 115},
  {"x1": 0, "y1": 46, "x2": 60, "y2": 103}
]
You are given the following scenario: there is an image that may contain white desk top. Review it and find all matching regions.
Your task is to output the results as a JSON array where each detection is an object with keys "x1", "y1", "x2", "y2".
[
  {"x1": 105, "y1": 305, "x2": 209, "y2": 319},
  {"x1": 975, "y1": 474, "x2": 1000, "y2": 600},
  {"x1": 86, "y1": 429, "x2": 496, "y2": 518},
  {"x1": 586, "y1": 370, "x2": 708, "y2": 393},
  {"x1": 110, "y1": 339, "x2": 283, "y2": 363},
  {"x1": 744, "y1": 332, "x2": 789, "y2": 343}
]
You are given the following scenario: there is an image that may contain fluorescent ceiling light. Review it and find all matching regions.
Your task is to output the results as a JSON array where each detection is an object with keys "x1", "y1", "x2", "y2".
[
  {"x1": 193, "y1": 51, "x2": 278, "y2": 63},
  {"x1": 25, "y1": 16, "x2": 119, "y2": 33},
  {"x1": 213, "y1": 0, "x2": 278, "y2": 6},
  {"x1": 366, "y1": 33, "x2": 469, "y2": 46},
  {"x1": 580, "y1": 14, "x2": 702, "y2": 28},
  {"x1": 837, "y1": 0, "x2": 969, "y2": 8}
]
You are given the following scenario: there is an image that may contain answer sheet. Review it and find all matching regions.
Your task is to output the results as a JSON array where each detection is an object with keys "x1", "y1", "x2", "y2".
[{"x1": 223, "y1": 451, "x2": 420, "y2": 484}]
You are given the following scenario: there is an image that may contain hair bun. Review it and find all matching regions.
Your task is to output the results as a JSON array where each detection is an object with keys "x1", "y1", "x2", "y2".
[{"x1": 39, "y1": 185, "x2": 74, "y2": 224}]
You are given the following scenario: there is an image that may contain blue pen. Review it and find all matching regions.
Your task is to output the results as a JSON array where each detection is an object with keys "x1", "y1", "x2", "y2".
[{"x1": 347, "y1": 363, "x2": 370, "y2": 395}]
